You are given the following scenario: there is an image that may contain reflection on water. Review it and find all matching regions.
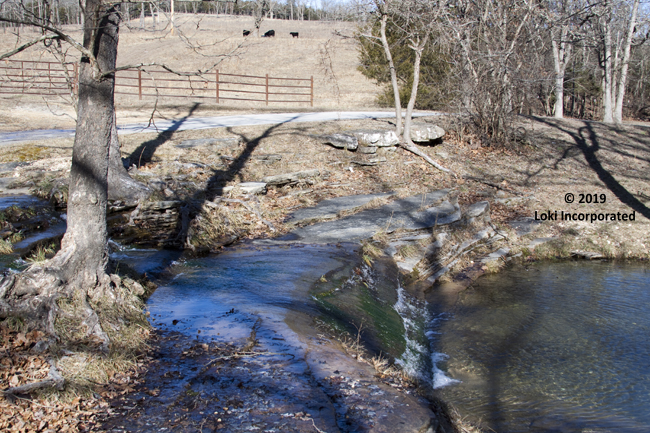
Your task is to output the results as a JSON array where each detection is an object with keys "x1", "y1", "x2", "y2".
[{"x1": 430, "y1": 261, "x2": 650, "y2": 433}]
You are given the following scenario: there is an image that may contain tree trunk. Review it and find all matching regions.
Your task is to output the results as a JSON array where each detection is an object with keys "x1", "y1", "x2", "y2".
[
  {"x1": 379, "y1": 13, "x2": 402, "y2": 137},
  {"x1": 613, "y1": 0, "x2": 639, "y2": 124},
  {"x1": 552, "y1": 29, "x2": 571, "y2": 119},
  {"x1": 1, "y1": 0, "x2": 122, "y2": 346},
  {"x1": 602, "y1": 6, "x2": 614, "y2": 123},
  {"x1": 403, "y1": 34, "x2": 428, "y2": 142}
]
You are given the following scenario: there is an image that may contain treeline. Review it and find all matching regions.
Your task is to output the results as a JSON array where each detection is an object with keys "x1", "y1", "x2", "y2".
[
  {"x1": 0, "y1": 0, "x2": 355, "y2": 28},
  {"x1": 357, "y1": 0, "x2": 650, "y2": 143}
]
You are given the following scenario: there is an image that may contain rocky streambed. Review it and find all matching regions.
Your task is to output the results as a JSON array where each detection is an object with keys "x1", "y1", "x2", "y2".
[{"x1": 90, "y1": 186, "x2": 520, "y2": 432}]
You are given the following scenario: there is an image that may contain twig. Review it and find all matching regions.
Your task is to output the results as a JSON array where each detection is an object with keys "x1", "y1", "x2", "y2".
[
  {"x1": 204, "y1": 351, "x2": 293, "y2": 368},
  {"x1": 2, "y1": 361, "x2": 64, "y2": 401},
  {"x1": 311, "y1": 418, "x2": 328, "y2": 433},
  {"x1": 462, "y1": 175, "x2": 523, "y2": 195}
]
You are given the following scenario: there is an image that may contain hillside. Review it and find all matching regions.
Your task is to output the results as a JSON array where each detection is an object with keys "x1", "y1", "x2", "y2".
[{"x1": 0, "y1": 14, "x2": 381, "y2": 130}]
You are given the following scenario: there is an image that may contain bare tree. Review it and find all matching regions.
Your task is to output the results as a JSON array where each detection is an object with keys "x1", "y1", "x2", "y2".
[
  {"x1": 357, "y1": 0, "x2": 450, "y2": 172},
  {"x1": 593, "y1": 0, "x2": 640, "y2": 123},
  {"x1": 541, "y1": 0, "x2": 589, "y2": 118},
  {"x1": 446, "y1": 0, "x2": 536, "y2": 144}
]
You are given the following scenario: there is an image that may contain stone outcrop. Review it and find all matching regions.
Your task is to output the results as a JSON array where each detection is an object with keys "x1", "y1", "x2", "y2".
[
  {"x1": 278, "y1": 189, "x2": 459, "y2": 244},
  {"x1": 125, "y1": 200, "x2": 183, "y2": 246},
  {"x1": 278, "y1": 190, "x2": 509, "y2": 284},
  {"x1": 409, "y1": 124, "x2": 445, "y2": 142},
  {"x1": 347, "y1": 129, "x2": 400, "y2": 147},
  {"x1": 288, "y1": 192, "x2": 396, "y2": 226},
  {"x1": 318, "y1": 133, "x2": 358, "y2": 151},
  {"x1": 318, "y1": 125, "x2": 447, "y2": 158}
]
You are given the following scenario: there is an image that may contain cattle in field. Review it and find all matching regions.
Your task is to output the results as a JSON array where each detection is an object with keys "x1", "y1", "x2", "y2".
[
  {"x1": 262, "y1": 30, "x2": 275, "y2": 37},
  {"x1": 243, "y1": 29, "x2": 251, "y2": 37},
  {"x1": 290, "y1": 32, "x2": 299, "y2": 38}
]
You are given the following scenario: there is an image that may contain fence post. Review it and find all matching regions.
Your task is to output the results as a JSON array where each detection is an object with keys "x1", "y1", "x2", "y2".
[
  {"x1": 216, "y1": 69, "x2": 220, "y2": 103},
  {"x1": 310, "y1": 76, "x2": 313, "y2": 107},
  {"x1": 21, "y1": 61, "x2": 24, "y2": 92},
  {"x1": 265, "y1": 74, "x2": 269, "y2": 106},
  {"x1": 138, "y1": 69, "x2": 142, "y2": 100},
  {"x1": 73, "y1": 63, "x2": 78, "y2": 95},
  {"x1": 48, "y1": 62, "x2": 51, "y2": 92}
]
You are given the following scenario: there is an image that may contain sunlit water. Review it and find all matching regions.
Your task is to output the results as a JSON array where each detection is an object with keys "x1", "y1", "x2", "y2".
[
  {"x1": 144, "y1": 243, "x2": 355, "y2": 345},
  {"x1": 430, "y1": 261, "x2": 650, "y2": 433}
]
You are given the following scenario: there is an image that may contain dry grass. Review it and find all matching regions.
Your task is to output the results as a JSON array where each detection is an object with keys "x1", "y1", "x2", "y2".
[{"x1": 0, "y1": 14, "x2": 379, "y2": 133}]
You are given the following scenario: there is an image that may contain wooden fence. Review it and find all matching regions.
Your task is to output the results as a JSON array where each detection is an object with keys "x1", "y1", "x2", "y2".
[{"x1": 0, "y1": 59, "x2": 314, "y2": 106}]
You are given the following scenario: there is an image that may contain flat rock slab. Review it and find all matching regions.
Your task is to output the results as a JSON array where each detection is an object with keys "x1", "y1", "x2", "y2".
[
  {"x1": 318, "y1": 133, "x2": 358, "y2": 151},
  {"x1": 285, "y1": 189, "x2": 459, "y2": 243},
  {"x1": 508, "y1": 217, "x2": 542, "y2": 235},
  {"x1": 288, "y1": 192, "x2": 395, "y2": 225}
]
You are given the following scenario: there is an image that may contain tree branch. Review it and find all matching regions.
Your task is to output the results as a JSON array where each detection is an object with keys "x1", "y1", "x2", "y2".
[{"x1": 0, "y1": 35, "x2": 61, "y2": 61}]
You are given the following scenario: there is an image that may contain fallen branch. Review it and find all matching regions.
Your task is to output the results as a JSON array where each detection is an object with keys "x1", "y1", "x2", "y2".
[
  {"x1": 462, "y1": 175, "x2": 523, "y2": 195},
  {"x1": 399, "y1": 141, "x2": 453, "y2": 174},
  {"x1": 2, "y1": 361, "x2": 64, "y2": 401}
]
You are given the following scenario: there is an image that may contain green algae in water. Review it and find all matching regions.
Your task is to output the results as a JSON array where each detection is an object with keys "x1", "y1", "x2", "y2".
[{"x1": 311, "y1": 260, "x2": 409, "y2": 361}]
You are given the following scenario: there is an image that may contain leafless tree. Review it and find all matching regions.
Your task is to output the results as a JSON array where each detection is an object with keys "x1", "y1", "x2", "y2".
[
  {"x1": 357, "y1": 0, "x2": 451, "y2": 172},
  {"x1": 446, "y1": 0, "x2": 537, "y2": 144},
  {"x1": 539, "y1": 0, "x2": 591, "y2": 118},
  {"x1": 591, "y1": 0, "x2": 641, "y2": 123}
]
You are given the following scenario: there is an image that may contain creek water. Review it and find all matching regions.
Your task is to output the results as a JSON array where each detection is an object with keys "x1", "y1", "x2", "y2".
[
  {"x1": 141, "y1": 242, "x2": 358, "y2": 347},
  {"x1": 428, "y1": 260, "x2": 650, "y2": 433}
]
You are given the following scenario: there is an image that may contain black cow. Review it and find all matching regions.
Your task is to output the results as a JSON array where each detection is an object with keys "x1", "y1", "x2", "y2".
[
  {"x1": 262, "y1": 30, "x2": 275, "y2": 38},
  {"x1": 243, "y1": 29, "x2": 251, "y2": 37},
  {"x1": 290, "y1": 32, "x2": 299, "y2": 38}
]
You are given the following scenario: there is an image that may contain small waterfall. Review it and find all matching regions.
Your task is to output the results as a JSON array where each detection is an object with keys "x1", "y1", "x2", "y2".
[{"x1": 393, "y1": 282, "x2": 459, "y2": 389}]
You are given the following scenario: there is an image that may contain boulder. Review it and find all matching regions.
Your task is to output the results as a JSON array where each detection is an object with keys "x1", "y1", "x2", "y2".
[
  {"x1": 319, "y1": 133, "x2": 358, "y2": 151},
  {"x1": 464, "y1": 201, "x2": 491, "y2": 225},
  {"x1": 409, "y1": 124, "x2": 445, "y2": 142},
  {"x1": 346, "y1": 129, "x2": 399, "y2": 147}
]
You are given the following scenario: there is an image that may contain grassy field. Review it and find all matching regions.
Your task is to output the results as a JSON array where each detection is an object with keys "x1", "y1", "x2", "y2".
[{"x1": 0, "y1": 14, "x2": 380, "y2": 132}]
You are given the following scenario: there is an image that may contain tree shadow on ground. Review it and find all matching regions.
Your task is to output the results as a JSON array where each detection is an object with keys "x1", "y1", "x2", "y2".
[
  {"x1": 127, "y1": 102, "x2": 200, "y2": 167},
  {"x1": 537, "y1": 118, "x2": 650, "y2": 220}
]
